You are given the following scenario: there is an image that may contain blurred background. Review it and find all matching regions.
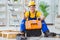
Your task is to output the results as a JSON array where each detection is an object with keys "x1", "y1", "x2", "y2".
[{"x1": 0, "y1": 0, "x2": 60, "y2": 40}]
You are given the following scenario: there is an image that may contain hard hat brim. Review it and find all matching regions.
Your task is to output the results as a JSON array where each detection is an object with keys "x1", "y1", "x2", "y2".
[{"x1": 28, "y1": 5, "x2": 35, "y2": 7}]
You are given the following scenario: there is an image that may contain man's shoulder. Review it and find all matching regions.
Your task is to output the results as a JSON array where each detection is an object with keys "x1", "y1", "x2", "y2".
[
  {"x1": 36, "y1": 11, "x2": 42, "y2": 14},
  {"x1": 24, "y1": 11, "x2": 29, "y2": 16}
]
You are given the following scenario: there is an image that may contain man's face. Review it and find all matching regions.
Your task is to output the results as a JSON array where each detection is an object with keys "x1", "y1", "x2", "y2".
[{"x1": 29, "y1": 6, "x2": 35, "y2": 12}]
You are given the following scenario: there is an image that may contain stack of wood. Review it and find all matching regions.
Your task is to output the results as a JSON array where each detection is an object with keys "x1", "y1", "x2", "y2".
[{"x1": 0, "y1": 30, "x2": 20, "y2": 39}]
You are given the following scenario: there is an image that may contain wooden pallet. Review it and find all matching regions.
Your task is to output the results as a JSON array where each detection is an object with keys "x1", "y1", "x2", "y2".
[
  {"x1": 1, "y1": 31, "x2": 20, "y2": 39},
  {"x1": 0, "y1": 30, "x2": 21, "y2": 39},
  {"x1": 0, "y1": 31, "x2": 2, "y2": 37}
]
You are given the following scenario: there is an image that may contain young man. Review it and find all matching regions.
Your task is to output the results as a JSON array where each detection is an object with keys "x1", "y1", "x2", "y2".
[{"x1": 20, "y1": 1, "x2": 56, "y2": 37}]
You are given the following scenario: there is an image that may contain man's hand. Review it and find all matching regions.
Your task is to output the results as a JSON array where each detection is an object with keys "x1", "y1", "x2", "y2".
[
  {"x1": 24, "y1": 9, "x2": 28, "y2": 20},
  {"x1": 24, "y1": 9, "x2": 26, "y2": 18},
  {"x1": 40, "y1": 16, "x2": 45, "y2": 20},
  {"x1": 24, "y1": 9, "x2": 26, "y2": 14}
]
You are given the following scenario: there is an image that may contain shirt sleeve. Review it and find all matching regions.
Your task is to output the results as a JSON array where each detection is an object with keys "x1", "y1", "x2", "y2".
[
  {"x1": 36, "y1": 11, "x2": 42, "y2": 18},
  {"x1": 24, "y1": 11, "x2": 29, "y2": 18}
]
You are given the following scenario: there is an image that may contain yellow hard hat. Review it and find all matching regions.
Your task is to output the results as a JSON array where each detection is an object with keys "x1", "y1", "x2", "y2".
[{"x1": 28, "y1": 1, "x2": 36, "y2": 7}]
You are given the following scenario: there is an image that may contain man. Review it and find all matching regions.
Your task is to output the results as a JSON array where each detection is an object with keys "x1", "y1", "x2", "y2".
[{"x1": 20, "y1": 1, "x2": 56, "y2": 37}]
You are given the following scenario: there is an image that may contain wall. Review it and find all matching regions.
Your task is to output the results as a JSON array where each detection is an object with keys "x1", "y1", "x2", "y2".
[{"x1": 0, "y1": 0, "x2": 58, "y2": 31}]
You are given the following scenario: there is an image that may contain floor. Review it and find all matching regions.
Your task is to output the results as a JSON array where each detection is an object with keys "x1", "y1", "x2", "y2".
[
  {"x1": 0, "y1": 37, "x2": 60, "y2": 40},
  {"x1": 0, "y1": 25, "x2": 60, "y2": 40}
]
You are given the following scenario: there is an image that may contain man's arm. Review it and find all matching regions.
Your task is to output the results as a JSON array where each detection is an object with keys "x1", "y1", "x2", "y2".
[
  {"x1": 37, "y1": 11, "x2": 45, "y2": 20},
  {"x1": 24, "y1": 11, "x2": 29, "y2": 20}
]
